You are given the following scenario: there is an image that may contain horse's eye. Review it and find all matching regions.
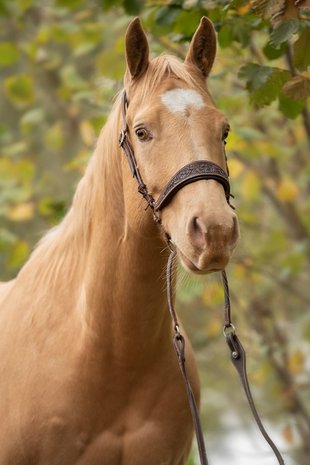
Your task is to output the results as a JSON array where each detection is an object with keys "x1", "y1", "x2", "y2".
[
  {"x1": 223, "y1": 130, "x2": 229, "y2": 143},
  {"x1": 135, "y1": 128, "x2": 152, "y2": 142},
  {"x1": 222, "y1": 125, "x2": 230, "y2": 143}
]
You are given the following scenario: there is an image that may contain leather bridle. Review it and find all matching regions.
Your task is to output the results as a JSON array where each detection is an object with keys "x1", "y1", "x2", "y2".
[
  {"x1": 119, "y1": 90, "x2": 285, "y2": 465},
  {"x1": 119, "y1": 91, "x2": 231, "y2": 225}
]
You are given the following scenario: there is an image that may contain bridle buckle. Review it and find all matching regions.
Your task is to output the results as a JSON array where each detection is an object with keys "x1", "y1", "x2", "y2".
[{"x1": 119, "y1": 129, "x2": 127, "y2": 147}]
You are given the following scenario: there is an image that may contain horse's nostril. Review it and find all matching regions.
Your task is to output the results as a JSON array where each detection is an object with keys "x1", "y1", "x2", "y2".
[
  {"x1": 231, "y1": 215, "x2": 239, "y2": 246},
  {"x1": 188, "y1": 216, "x2": 207, "y2": 250},
  {"x1": 188, "y1": 213, "x2": 239, "y2": 252}
]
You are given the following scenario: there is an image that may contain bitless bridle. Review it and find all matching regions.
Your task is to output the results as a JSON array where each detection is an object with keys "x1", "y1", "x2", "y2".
[{"x1": 119, "y1": 91, "x2": 285, "y2": 465}]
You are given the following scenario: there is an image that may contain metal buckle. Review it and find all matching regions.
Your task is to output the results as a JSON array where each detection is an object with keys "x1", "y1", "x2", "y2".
[
  {"x1": 223, "y1": 323, "x2": 236, "y2": 338},
  {"x1": 119, "y1": 129, "x2": 127, "y2": 147}
]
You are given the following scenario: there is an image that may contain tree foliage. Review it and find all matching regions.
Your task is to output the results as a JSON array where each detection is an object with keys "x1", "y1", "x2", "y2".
[{"x1": 0, "y1": 1, "x2": 309, "y2": 464}]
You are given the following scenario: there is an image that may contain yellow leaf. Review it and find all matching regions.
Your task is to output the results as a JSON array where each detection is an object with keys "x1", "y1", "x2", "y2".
[
  {"x1": 207, "y1": 317, "x2": 222, "y2": 337},
  {"x1": 276, "y1": 177, "x2": 299, "y2": 201},
  {"x1": 7, "y1": 240, "x2": 29, "y2": 268},
  {"x1": 288, "y1": 350, "x2": 305, "y2": 375},
  {"x1": 226, "y1": 131, "x2": 246, "y2": 152},
  {"x1": 233, "y1": 263, "x2": 246, "y2": 279},
  {"x1": 80, "y1": 120, "x2": 95, "y2": 146},
  {"x1": 8, "y1": 202, "x2": 34, "y2": 221},
  {"x1": 228, "y1": 159, "x2": 244, "y2": 177},
  {"x1": 239, "y1": 210, "x2": 258, "y2": 224},
  {"x1": 202, "y1": 281, "x2": 222, "y2": 305},
  {"x1": 283, "y1": 75, "x2": 310, "y2": 100},
  {"x1": 65, "y1": 149, "x2": 90, "y2": 173},
  {"x1": 251, "y1": 367, "x2": 267, "y2": 386},
  {"x1": 282, "y1": 425, "x2": 294, "y2": 444},
  {"x1": 44, "y1": 123, "x2": 64, "y2": 151},
  {"x1": 237, "y1": 4, "x2": 251, "y2": 15},
  {"x1": 4, "y1": 74, "x2": 35, "y2": 107},
  {"x1": 240, "y1": 171, "x2": 261, "y2": 200}
]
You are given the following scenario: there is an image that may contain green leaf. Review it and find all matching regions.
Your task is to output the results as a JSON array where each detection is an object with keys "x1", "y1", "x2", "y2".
[
  {"x1": 270, "y1": 19, "x2": 300, "y2": 49},
  {"x1": 6, "y1": 240, "x2": 29, "y2": 269},
  {"x1": 0, "y1": 43, "x2": 20, "y2": 67},
  {"x1": 173, "y1": 10, "x2": 206, "y2": 38},
  {"x1": 294, "y1": 27, "x2": 310, "y2": 71},
  {"x1": 100, "y1": 0, "x2": 121, "y2": 11},
  {"x1": 17, "y1": 0, "x2": 34, "y2": 11},
  {"x1": 185, "y1": 455, "x2": 196, "y2": 465},
  {"x1": 2, "y1": 141, "x2": 28, "y2": 157},
  {"x1": 0, "y1": 0, "x2": 10, "y2": 16},
  {"x1": 38, "y1": 198, "x2": 66, "y2": 223},
  {"x1": 4, "y1": 74, "x2": 35, "y2": 106},
  {"x1": 44, "y1": 123, "x2": 65, "y2": 151},
  {"x1": 60, "y1": 65, "x2": 87, "y2": 91},
  {"x1": 155, "y1": 6, "x2": 181, "y2": 27},
  {"x1": 218, "y1": 25, "x2": 234, "y2": 48},
  {"x1": 239, "y1": 64, "x2": 290, "y2": 106},
  {"x1": 0, "y1": 228, "x2": 17, "y2": 251},
  {"x1": 20, "y1": 108, "x2": 46, "y2": 133},
  {"x1": 123, "y1": 0, "x2": 143, "y2": 15},
  {"x1": 278, "y1": 93, "x2": 305, "y2": 119},
  {"x1": 96, "y1": 49, "x2": 124, "y2": 80},
  {"x1": 239, "y1": 63, "x2": 273, "y2": 91},
  {"x1": 55, "y1": 0, "x2": 85, "y2": 8},
  {"x1": 263, "y1": 41, "x2": 286, "y2": 60}
]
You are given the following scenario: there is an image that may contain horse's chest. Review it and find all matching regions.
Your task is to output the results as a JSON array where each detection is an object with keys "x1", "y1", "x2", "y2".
[
  {"x1": 25, "y1": 409, "x2": 190, "y2": 465},
  {"x1": 74, "y1": 421, "x2": 188, "y2": 465},
  {"x1": 0, "y1": 336, "x2": 197, "y2": 465}
]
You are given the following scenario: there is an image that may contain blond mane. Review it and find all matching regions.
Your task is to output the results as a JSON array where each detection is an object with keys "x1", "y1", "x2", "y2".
[
  {"x1": 20, "y1": 54, "x2": 206, "y2": 289},
  {"x1": 129, "y1": 54, "x2": 207, "y2": 101}
]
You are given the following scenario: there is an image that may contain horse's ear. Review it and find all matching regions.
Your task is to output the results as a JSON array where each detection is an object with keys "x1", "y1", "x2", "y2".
[
  {"x1": 125, "y1": 17, "x2": 149, "y2": 81},
  {"x1": 185, "y1": 17, "x2": 216, "y2": 78}
]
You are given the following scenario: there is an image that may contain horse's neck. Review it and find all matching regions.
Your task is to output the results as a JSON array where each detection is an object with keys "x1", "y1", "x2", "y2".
[
  {"x1": 21, "y1": 104, "x2": 172, "y2": 362},
  {"x1": 80, "y1": 124, "x2": 171, "y2": 361}
]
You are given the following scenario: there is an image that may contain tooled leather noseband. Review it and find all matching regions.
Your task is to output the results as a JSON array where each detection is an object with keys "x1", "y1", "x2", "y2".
[{"x1": 118, "y1": 90, "x2": 285, "y2": 465}]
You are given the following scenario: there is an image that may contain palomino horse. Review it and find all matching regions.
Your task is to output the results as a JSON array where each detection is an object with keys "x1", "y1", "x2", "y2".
[{"x1": 0, "y1": 17, "x2": 239, "y2": 465}]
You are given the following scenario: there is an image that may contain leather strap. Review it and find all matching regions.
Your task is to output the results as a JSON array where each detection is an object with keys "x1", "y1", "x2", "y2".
[
  {"x1": 118, "y1": 90, "x2": 285, "y2": 464},
  {"x1": 154, "y1": 160, "x2": 230, "y2": 210},
  {"x1": 167, "y1": 255, "x2": 285, "y2": 465},
  {"x1": 222, "y1": 270, "x2": 285, "y2": 464},
  {"x1": 226, "y1": 333, "x2": 285, "y2": 465},
  {"x1": 119, "y1": 93, "x2": 157, "y2": 216},
  {"x1": 167, "y1": 250, "x2": 209, "y2": 465}
]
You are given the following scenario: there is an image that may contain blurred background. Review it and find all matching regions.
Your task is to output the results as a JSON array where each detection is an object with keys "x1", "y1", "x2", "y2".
[{"x1": 0, "y1": 1, "x2": 309, "y2": 464}]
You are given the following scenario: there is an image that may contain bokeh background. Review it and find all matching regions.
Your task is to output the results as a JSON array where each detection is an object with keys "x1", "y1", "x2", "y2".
[{"x1": 0, "y1": 1, "x2": 309, "y2": 464}]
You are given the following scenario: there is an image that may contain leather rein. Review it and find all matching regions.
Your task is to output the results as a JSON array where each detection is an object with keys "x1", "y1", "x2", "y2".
[{"x1": 119, "y1": 90, "x2": 285, "y2": 465}]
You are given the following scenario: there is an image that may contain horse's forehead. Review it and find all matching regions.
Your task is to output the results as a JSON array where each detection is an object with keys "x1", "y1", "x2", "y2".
[{"x1": 160, "y1": 88, "x2": 205, "y2": 115}]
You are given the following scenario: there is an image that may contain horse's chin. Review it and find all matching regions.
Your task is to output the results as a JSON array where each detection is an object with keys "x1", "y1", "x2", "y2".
[{"x1": 176, "y1": 246, "x2": 230, "y2": 275}]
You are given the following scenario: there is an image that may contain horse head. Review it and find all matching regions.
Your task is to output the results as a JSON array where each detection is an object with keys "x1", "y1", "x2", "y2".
[{"x1": 121, "y1": 17, "x2": 239, "y2": 273}]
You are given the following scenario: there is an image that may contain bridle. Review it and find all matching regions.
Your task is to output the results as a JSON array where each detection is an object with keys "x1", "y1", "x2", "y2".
[
  {"x1": 119, "y1": 90, "x2": 285, "y2": 465},
  {"x1": 119, "y1": 91, "x2": 231, "y2": 225}
]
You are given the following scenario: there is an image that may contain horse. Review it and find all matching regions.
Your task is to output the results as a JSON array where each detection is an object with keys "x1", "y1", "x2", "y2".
[{"x1": 0, "y1": 17, "x2": 239, "y2": 465}]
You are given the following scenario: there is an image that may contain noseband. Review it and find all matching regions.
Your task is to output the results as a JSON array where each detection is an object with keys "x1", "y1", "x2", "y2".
[{"x1": 118, "y1": 90, "x2": 285, "y2": 465}]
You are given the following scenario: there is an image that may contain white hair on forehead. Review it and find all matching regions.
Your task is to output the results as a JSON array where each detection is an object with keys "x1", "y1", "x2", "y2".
[{"x1": 160, "y1": 88, "x2": 205, "y2": 114}]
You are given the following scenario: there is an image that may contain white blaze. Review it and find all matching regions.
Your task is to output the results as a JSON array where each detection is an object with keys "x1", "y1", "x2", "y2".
[{"x1": 160, "y1": 88, "x2": 205, "y2": 114}]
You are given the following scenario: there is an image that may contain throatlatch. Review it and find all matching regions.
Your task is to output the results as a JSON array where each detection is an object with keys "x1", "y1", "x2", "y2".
[{"x1": 119, "y1": 90, "x2": 285, "y2": 465}]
